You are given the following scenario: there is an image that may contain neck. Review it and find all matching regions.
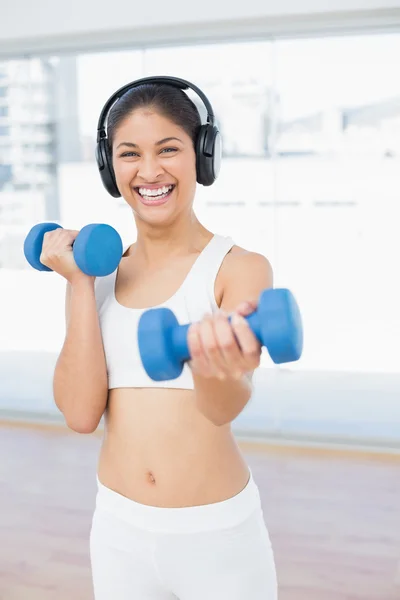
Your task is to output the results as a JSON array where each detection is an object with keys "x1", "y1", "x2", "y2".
[{"x1": 128, "y1": 210, "x2": 212, "y2": 267}]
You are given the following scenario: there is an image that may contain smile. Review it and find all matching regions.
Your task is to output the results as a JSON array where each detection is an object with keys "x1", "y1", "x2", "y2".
[
  {"x1": 133, "y1": 184, "x2": 175, "y2": 206},
  {"x1": 135, "y1": 184, "x2": 174, "y2": 198}
]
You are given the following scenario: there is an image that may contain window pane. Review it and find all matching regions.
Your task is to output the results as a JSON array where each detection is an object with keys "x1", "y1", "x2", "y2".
[
  {"x1": 0, "y1": 58, "x2": 58, "y2": 251},
  {"x1": 274, "y1": 34, "x2": 400, "y2": 373}
]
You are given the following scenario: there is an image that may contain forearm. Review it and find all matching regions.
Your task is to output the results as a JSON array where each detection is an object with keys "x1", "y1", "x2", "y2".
[
  {"x1": 53, "y1": 278, "x2": 108, "y2": 432},
  {"x1": 193, "y1": 372, "x2": 253, "y2": 426}
]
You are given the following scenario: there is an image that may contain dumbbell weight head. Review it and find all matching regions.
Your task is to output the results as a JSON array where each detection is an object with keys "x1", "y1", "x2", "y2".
[
  {"x1": 246, "y1": 288, "x2": 303, "y2": 364},
  {"x1": 139, "y1": 308, "x2": 190, "y2": 382},
  {"x1": 23, "y1": 222, "x2": 63, "y2": 271},
  {"x1": 73, "y1": 223, "x2": 123, "y2": 277}
]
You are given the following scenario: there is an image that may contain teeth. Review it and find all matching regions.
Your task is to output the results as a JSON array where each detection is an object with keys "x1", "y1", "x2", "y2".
[{"x1": 138, "y1": 185, "x2": 173, "y2": 197}]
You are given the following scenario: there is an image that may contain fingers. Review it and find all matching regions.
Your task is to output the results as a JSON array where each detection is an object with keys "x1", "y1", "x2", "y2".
[
  {"x1": 187, "y1": 322, "x2": 214, "y2": 378},
  {"x1": 42, "y1": 229, "x2": 79, "y2": 252},
  {"x1": 230, "y1": 313, "x2": 261, "y2": 371},
  {"x1": 187, "y1": 309, "x2": 261, "y2": 380},
  {"x1": 188, "y1": 315, "x2": 230, "y2": 380},
  {"x1": 213, "y1": 312, "x2": 245, "y2": 379},
  {"x1": 40, "y1": 229, "x2": 79, "y2": 264},
  {"x1": 39, "y1": 229, "x2": 83, "y2": 281}
]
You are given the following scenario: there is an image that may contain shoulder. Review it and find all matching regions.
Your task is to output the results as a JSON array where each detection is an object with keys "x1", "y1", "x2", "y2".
[
  {"x1": 217, "y1": 244, "x2": 273, "y2": 310},
  {"x1": 226, "y1": 246, "x2": 272, "y2": 270},
  {"x1": 224, "y1": 245, "x2": 273, "y2": 280}
]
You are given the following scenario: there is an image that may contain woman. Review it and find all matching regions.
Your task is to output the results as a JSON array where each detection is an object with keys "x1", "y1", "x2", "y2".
[{"x1": 41, "y1": 77, "x2": 278, "y2": 599}]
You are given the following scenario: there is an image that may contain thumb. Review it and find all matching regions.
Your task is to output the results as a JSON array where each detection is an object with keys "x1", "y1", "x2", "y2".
[{"x1": 234, "y1": 300, "x2": 257, "y2": 317}]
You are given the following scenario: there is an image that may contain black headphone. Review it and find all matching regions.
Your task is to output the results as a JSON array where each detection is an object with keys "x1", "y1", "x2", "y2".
[{"x1": 96, "y1": 75, "x2": 221, "y2": 198}]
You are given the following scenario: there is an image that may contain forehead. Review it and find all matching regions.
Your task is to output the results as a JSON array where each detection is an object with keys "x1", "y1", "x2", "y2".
[{"x1": 114, "y1": 109, "x2": 183, "y2": 136}]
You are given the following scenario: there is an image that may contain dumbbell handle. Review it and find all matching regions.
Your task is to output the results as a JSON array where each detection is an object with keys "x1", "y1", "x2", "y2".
[{"x1": 170, "y1": 312, "x2": 261, "y2": 364}]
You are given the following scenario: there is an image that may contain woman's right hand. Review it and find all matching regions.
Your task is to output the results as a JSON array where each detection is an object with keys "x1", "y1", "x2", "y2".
[{"x1": 40, "y1": 228, "x2": 93, "y2": 284}]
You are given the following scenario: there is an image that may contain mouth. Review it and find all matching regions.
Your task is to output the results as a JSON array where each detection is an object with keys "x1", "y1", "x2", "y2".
[{"x1": 133, "y1": 184, "x2": 175, "y2": 206}]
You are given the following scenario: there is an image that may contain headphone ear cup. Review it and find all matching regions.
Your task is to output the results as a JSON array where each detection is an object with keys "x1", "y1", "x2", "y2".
[
  {"x1": 96, "y1": 139, "x2": 121, "y2": 198},
  {"x1": 196, "y1": 125, "x2": 221, "y2": 186}
]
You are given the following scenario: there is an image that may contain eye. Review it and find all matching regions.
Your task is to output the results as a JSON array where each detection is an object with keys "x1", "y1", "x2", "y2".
[
  {"x1": 160, "y1": 147, "x2": 178, "y2": 154},
  {"x1": 119, "y1": 151, "x2": 138, "y2": 158}
]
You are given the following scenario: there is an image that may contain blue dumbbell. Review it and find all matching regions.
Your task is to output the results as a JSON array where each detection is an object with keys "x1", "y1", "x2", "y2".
[
  {"x1": 23, "y1": 222, "x2": 123, "y2": 277},
  {"x1": 138, "y1": 288, "x2": 303, "y2": 381}
]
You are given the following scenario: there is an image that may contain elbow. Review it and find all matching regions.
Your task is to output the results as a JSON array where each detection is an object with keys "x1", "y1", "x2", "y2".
[
  {"x1": 56, "y1": 401, "x2": 104, "y2": 434},
  {"x1": 201, "y1": 409, "x2": 233, "y2": 428},
  {"x1": 210, "y1": 417, "x2": 231, "y2": 427},
  {"x1": 54, "y1": 386, "x2": 107, "y2": 434},
  {"x1": 66, "y1": 417, "x2": 101, "y2": 434},
  {"x1": 208, "y1": 406, "x2": 251, "y2": 428},
  {"x1": 197, "y1": 401, "x2": 249, "y2": 428}
]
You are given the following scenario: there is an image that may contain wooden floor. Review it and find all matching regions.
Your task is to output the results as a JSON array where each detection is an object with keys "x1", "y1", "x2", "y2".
[{"x1": 1, "y1": 422, "x2": 400, "y2": 600}]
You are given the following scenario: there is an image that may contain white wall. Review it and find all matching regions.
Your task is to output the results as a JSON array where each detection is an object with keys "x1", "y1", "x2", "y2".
[{"x1": 2, "y1": 0, "x2": 400, "y2": 57}]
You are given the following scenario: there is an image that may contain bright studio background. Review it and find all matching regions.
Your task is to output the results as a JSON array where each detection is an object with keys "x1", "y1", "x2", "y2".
[{"x1": 1, "y1": 7, "x2": 399, "y2": 448}]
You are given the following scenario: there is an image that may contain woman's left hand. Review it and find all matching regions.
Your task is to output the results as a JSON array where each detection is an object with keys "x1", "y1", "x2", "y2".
[{"x1": 187, "y1": 300, "x2": 262, "y2": 380}]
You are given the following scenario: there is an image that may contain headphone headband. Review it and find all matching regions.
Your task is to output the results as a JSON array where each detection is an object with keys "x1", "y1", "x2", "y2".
[{"x1": 96, "y1": 75, "x2": 215, "y2": 143}]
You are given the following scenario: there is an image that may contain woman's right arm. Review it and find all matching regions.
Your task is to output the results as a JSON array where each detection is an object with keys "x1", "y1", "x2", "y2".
[
  {"x1": 53, "y1": 278, "x2": 108, "y2": 433},
  {"x1": 40, "y1": 227, "x2": 108, "y2": 433}
]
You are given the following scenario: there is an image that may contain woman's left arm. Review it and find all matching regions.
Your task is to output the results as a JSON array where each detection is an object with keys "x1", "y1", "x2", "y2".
[{"x1": 189, "y1": 251, "x2": 273, "y2": 426}]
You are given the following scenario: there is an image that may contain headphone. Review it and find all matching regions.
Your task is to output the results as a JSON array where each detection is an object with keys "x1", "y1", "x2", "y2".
[{"x1": 96, "y1": 75, "x2": 221, "y2": 198}]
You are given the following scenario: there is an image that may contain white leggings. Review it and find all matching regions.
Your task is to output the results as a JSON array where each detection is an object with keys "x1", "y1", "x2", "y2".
[{"x1": 90, "y1": 471, "x2": 278, "y2": 599}]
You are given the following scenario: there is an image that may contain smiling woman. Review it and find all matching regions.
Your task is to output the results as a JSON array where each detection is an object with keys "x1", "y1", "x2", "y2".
[{"x1": 46, "y1": 76, "x2": 277, "y2": 600}]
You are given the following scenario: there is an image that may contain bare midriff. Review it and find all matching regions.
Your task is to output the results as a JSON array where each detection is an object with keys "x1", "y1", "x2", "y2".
[{"x1": 97, "y1": 387, "x2": 250, "y2": 507}]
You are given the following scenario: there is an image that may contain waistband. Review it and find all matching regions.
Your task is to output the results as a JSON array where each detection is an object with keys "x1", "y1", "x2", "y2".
[{"x1": 94, "y1": 470, "x2": 262, "y2": 534}]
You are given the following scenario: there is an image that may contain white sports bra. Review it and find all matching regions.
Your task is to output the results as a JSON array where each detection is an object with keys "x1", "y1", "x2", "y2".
[{"x1": 94, "y1": 234, "x2": 235, "y2": 390}]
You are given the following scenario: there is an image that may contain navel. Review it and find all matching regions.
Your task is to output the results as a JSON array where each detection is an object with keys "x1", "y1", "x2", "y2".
[{"x1": 147, "y1": 471, "x2": 156, "y2": 484}]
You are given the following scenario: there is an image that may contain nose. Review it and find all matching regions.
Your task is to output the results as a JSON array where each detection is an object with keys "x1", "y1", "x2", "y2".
[{"x1": 137, "y1": 154, "x2": 164, "y2": 182}]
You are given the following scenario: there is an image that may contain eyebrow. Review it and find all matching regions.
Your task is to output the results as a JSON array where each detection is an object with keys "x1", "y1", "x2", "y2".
[{"x1": 116, "y1": 137, "x2": 183, "y2": 149}]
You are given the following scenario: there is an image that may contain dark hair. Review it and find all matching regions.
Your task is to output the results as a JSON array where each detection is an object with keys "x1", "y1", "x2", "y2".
[{"x1": 106, "y1": 83, "x2": 202, "y2": 152}]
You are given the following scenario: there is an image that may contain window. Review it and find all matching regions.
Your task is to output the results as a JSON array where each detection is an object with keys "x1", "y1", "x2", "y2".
[{"x1": 1, "y1": 36, "x2": 399, "y2": 383}]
